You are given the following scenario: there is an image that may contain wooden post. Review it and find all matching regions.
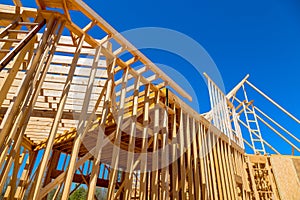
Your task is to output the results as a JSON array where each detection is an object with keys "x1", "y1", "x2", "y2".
[
  {"x1": 197, "y1": 123, "x2": 207, "y2": 199},
  {"x1": 139, "y1": 84, "x2": 150, "y2": 200},
  {"x1": 160, "y1": 103, "x2": 169, "y2": 200},
  {"x1": 191, "y1": 118, "x2": 201, "y2": 200},
  {"x1": 85, "y1": 46, "x2": 108, "y2": 200},
  {"x1": 150, "y1": 91, "x2": 160, "y2": 200},
  {"x1": 207, "y1": 128, "x2": 219, "y2": 200},
  {"x1": 123, "y1": 76, "x2": 140, "y2": 200},
  {"x1": 107, "y1": 66, "x2": 130, "y2": 199},
  {"x1": 55, "y1": 34, "x2": 87, "y2": 200},
  {"x1": 178, "y1": 110, "x2": 187, "y2": 199},
  {"x1": 219, "y1": 140, "x2": 232, "y2": 199},
  {"x1": 202, "y1": 125, "x2": 213, "y2": 199},
  {"x1": 211, "y1": 133, "x2": 222, "y2": 200},
  {"x1": 170, "y1": 104, "x2": 179, "y2": 200}
]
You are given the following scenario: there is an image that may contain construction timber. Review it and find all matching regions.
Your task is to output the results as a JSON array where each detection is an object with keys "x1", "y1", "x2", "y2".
[{"x1": 0, "y1": 0, "x2": 299, "y2": 199}]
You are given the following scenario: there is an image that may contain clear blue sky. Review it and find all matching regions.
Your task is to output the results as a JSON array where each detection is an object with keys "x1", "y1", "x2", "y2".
[{"x1": 10, "y1": 0, "x2": 300, "y2": 154}]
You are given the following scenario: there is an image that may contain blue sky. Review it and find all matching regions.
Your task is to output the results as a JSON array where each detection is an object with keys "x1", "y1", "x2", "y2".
[
  {"x1": 89, "y1": 0, "x2": 300, "y2": 110},
  {"x1": 5, "y1": 0, "x2": 300, "y2": 154}
]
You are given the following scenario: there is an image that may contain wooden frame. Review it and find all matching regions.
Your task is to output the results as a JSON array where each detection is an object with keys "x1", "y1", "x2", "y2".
[{"x1": 0, "y1": 1, "x2": 298, "y2": 200}]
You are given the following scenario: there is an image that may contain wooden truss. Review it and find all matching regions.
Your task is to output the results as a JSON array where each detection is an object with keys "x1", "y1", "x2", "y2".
[
  {"x1": 0, "y1": 1, "x2": 299, "y2": 200},
  {"x1": 223, "y1": 75, "x2": 299, "y2": 155}
]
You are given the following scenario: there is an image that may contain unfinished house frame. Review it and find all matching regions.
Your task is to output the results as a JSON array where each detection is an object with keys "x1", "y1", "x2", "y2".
[{"x1": 0, "y1": 0, "x2": 299, "y2": 200}]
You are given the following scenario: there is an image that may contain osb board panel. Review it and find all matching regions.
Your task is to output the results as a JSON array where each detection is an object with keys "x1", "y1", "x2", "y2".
[
  {"x1": 270, "y1": 156, "x2": 300, "y2": 200},
  {"x1": 292, "y1": 158, "x2": 300, "y2": 182}
]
